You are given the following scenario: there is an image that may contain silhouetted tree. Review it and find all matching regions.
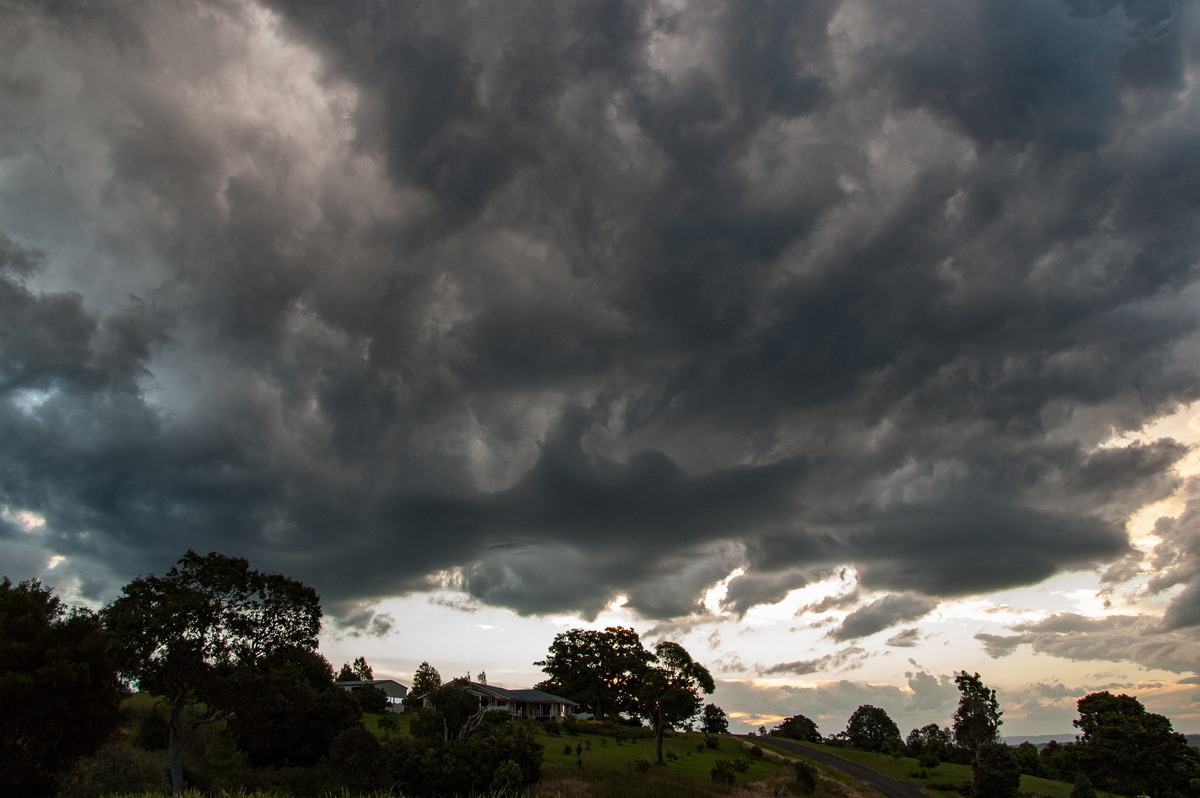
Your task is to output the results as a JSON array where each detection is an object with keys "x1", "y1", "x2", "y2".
[
  {"x1": 636, "y1": 641, "x2": 715, "y2": 763},
  {"x1": 407, "y1": 661, "x2": 443, "y2": 710},
  {"x1": 953, "y1": 671, "x2": 1002, "y2": 756},
  {"x1": 103, "y1": 551, "x2": 322, "y2": 793},
  {"x1": 535, "y1": 626, "x2": 654, "y2": 719},
  {"x1": 773, "y1": 714, "x2": 822, "y2": 743},
  {"x1": 1073, "y1": 691, "x2": 1200, "y2": 797},
  {"x1": 906, "y1": 723, "x2": 952, "y2": 761},
  {"x1": 0, "y1": 578, "x2": 126, "y2": 797},
  {"x1": 701, "y1": 703, "x2": 729, "y2": 734},
  {"x1": 844, "y1": 705, "x2": 899, "y2": 752}
]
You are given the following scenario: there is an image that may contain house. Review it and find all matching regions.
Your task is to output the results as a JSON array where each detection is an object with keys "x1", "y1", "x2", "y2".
[
  {"x1": 335, "y1": 679, "x2": 409, "y2": 712},
  {"x1": 420, "y1": 680, "x2": 577, "y2": 720}
]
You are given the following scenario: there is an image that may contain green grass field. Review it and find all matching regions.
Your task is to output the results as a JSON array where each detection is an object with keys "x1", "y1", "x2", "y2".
[{"x1": 758, "y1": 739, "x2": 1098, "y2": 798}]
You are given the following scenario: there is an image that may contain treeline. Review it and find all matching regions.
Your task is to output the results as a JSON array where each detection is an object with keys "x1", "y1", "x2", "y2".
[
  {"x1": 765, "y1": 672, "x2": 1200, "y2": 798},
  {"x1": 0, "y1": 551, "x2": 542, "y2": 798}
]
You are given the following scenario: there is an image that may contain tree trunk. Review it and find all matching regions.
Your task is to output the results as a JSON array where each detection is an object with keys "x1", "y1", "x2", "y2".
[
  {"x1": 655, "y1": 717, "x2": 665, "y2": 763},
  {"x1": 168, "y1": 696, "x2": 185, "y2": 794}
]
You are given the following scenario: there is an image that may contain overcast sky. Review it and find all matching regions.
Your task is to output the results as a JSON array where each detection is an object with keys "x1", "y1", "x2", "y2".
[{"x1": 3, "y1": 0, "x2": 1200, "y2": 737}]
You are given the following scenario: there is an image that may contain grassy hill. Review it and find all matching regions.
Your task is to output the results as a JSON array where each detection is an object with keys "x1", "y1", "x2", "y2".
[{"x1": 757, "y1": 739, "x2": 1101, "y2": 798}]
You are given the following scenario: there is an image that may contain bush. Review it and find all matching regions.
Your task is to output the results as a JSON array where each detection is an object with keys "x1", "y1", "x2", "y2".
[
  {"x1": 918, "y1": 752, "x2": 940, "y2": 770},
  {"x1": 329, "y1": 725, "x2": 387, "y2": 793},
  {"x1": 56, "y1": 743, "x2": 169, "y2": 798},
  {"x1": 491, "y1": 759, "x2": 524, "y2": 793},
  {"x1": 792, "y1": 760, "x2": 818, "y2": 795},
  {"x1": 746, "y1": 744, "x2": 764, "y2": 757},
  {"x1": 634, "y1": 757, "x2": 652, "y2": 773},
  {"x1": 703, "y1": 733, "x2": 720, "y2": 749},
  {"x1": 133, "y1": 706, "x2": 170, "y2": 751},
  {"x1": 1070, "y1": 773, "x2": 1097, "y2": 798},
  {"x1": 711, "y1": 759, "x2": 737, "y2": 785}
]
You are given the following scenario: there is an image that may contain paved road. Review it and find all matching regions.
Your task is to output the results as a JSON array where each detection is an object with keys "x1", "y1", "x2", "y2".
[{"x1": 740, "y1": 736, "x2": 928, "y2": 798}]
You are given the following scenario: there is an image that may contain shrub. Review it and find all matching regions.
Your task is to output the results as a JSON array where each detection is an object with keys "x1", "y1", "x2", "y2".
[
  {"x1": 634, "y1": 757, "x2": 652, "y2": 773},
  {"x1": 491, "y1": 760, "x2": 524, "y2": 793},
  {"x1": 329, "y1": 725, "x2": 387, "y2": 793},
  {"x1": 792, "y1": 760, "x2": 817, "y2": 795},
  {"x1": 746, "y1": 744, "x2": 764, "y2": 757},
  {"x1": 133, "y1": 706, "x2": 170, "y2": 751},
  {"x1": 704, "y1": 733, "x2": 720, "y2": 749},
  {"x1": 56, "y1": 743, "x2": 169, "y2": 798},
  {"x1": 711, "y1": 759, "x2": 737, "y2": 785}
]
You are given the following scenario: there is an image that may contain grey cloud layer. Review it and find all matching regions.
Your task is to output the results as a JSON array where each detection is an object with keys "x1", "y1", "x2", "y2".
[{"x1": 1, "y1": 0, "x2": 1198, "y2": 631}]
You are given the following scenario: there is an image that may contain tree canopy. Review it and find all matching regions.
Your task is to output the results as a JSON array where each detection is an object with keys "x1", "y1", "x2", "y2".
[
  {"x1": 701, "y1": 703, "x2": 729, "y2": 735},
  {"x1": 0, "y1": 578, "x2": 126, "y2": 797},
  {"x1": 844, "y1": 704, "x2": 900, "y2": 752},
  {"x1": 103, "y1": 550, "x2": 324, "y2": 793},
  {"x1": 953, "y1": 671, "x2": 1002, "y2": 755},
  {"x1": 636, "y1": 640, "x2": 715, "y2": 762},
  {"x1": 1073, "y1": 691, "x2": 1200, "y2": 798},
  {"x1": 773, "y1": 714, "x2": 822, "y2": 743},
  {"x1": 535, "y1": 626, "x2": 654, "y2": 719}
]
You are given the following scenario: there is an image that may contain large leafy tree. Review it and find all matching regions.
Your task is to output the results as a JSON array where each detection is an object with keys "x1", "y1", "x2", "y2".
[
  {"x1": 534, "y1": 626, "x2": 654, "y2": 719},
  {"x1": 1073, "y1": 691, "x2": 1200, "y2": 797},
  {"x1": 953, "y1": 671, "x2": 1002, "y2": 756},
  {"x1": 844, "y1": 704, "x2": 900, "y2": 752},
  {"x1": 773, "y1": 714, "x2": 822, "y2": 743},
  {"x1": 0, "y1": 578, "x2": 126, "y2": 797},
  {"x1": 103, "y1": 551, "x2": 323, "y2": 793},
  {"x1": 635, "y1": 641, "x2": 715, "y2": 763}
]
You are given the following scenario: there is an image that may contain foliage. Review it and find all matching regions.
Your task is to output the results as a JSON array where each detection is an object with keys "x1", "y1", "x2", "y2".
[
  {"x1": 972, "y1": 742, "x2": 1020, "y2": 798},
  {"x1": 102, "y1": 550, "x2": 323, "y2": 793},
  {"x1": 701, "y1": 703, "x2": 729, "y2": 734},
  {"x1": 636, "y1": 640, "x2": 715, "y2": 763},
  {"x1": 953, "y1": 671, "x2": 1002, "y2": 756},
  {"x1": 711, "y1": 758, "x2": 737, "y2": 784},
  {"x1": 793, "y1": 759, "x2": 818, "y2": 794},
  {"x1": 0, "y1": 578, "x2": 126, "y2": 798},
  {"x1": 1013, "y1": 741, "x2": 1041, "y2": 776},
  {"x1": 1072, "y1": 691, "x2": 1200, "y2": 798},
  {"x1": 410, "y1": 678, "x2": 487, "y2": 741},
  {"x1": 844, "y1": 704, "x2": 900, "y2": 752},
  {"x1": 905, "y1": 722, "x2": 952, "y2": 761},
  {"x1": 382, "y1": 720, "x2": 543, "y2": 795},
  {"x1": 534, "y1": 626, "x2": 654, "y2": 719},
  {"x1": 220, "y1": 645, "x2": 361, "y2": 767},
  {"x1": 337, "y1": 656, "x2": 373, "y2": 682},
  {"x1": 329, "y1": 724, "x2": 388, "y2": 793},
  {"x1": 406, "y1": 661, "x2": 442, "y2": 710},
  {"x1": 1070, "y1": 773, "x2": 1098, "y2": 798},
  {"x1": 55, "y1": 742, "x2": 170, "y2": 798},
  {"x1": 773, "y1": 714, "x2": 823, "y2": 743}
]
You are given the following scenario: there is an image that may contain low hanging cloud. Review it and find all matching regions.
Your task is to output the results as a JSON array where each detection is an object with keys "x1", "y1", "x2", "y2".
[
  {"x1": 0, "y1": 0, "x2": 1198, "y2": 633},
  {"x1": 831, "y1": 594, "x2": 939, "y2": 641}
]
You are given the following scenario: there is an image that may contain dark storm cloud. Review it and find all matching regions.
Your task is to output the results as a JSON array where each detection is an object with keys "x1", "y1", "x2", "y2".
[{"x1": 1, "y1": 0, "x2": 1199, "y2": 627}]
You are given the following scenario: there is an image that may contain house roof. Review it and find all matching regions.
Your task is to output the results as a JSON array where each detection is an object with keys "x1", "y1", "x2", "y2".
[{"x1": 462, "y1": 681, "x2": 577, "y2": 705}]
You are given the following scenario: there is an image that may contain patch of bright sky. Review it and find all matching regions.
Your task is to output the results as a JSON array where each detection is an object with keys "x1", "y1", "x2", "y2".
[{"x1": 1, "y1": 505, "x2": 47, "y2": 533}]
